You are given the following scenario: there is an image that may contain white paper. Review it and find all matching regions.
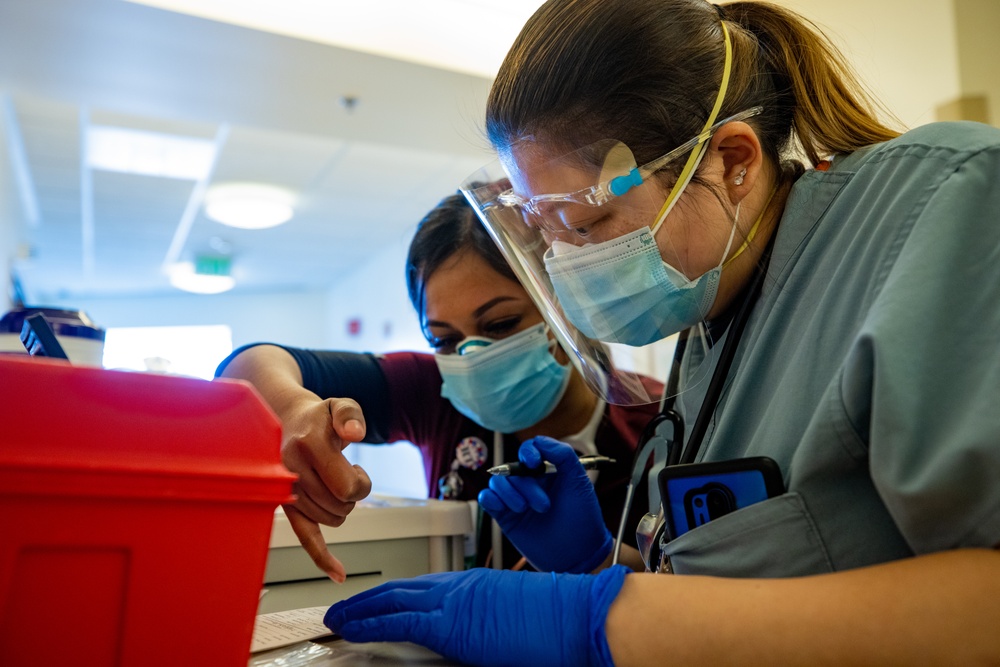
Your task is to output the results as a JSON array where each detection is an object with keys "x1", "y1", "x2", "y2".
[{"x1": 250, "y1": 606, "x2": 335, "y2": 653}]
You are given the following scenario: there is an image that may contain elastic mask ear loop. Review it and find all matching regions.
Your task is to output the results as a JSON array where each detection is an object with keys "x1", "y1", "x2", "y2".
[
  {"x1": 650, "y1": 21, "x2": 734, "y2": 237},
  {"x1": 541, "y1": 325, "x2": 574, "y2": 371},
  {"x1": 542, "y1": 325, "x2": 559, "y2": 356},
  {"x1": 716, "y1": 202, "x2": 740, "y2": 270},
  {"x1": 722, "y1": 185, "x2": 777, "y2": 268}
]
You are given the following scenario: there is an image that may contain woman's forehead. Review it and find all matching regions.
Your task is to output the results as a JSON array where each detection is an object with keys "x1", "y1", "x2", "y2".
[
  {"x1": 502, "y1": 140, "x2": 616, "y2": 197},
  {"x1": 425, "y1": 250, "x2": 524, "y2": 301},
  {"x1": 502, "y1": 138, "x2": 638, "y2": 196}
]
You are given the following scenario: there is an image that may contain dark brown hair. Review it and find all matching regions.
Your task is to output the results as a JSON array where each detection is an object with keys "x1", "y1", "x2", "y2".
[
  {"x1": 405, "y1": 193, "x2": 517, "y2": 328},
  {"x1": 487, "y1": 0, "x2": 899, "y2": 174}
]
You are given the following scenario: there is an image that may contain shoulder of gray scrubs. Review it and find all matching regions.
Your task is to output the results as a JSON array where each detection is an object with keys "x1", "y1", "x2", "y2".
[{"x1": 663, "y1": 122, "x2": 1000, "y2": 577}]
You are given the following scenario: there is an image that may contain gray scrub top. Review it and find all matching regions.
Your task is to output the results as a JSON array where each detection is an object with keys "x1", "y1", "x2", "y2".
[{"x1": 666, "y1": 121, "x2": 1000, "y2": 577}]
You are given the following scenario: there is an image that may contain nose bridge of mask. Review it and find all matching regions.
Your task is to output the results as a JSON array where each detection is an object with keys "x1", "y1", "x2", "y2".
[
  {"x1": 449, "y1": 322, "x2": 551, "y2": 364},
  {"x1": 457, "y1": 337, "x2": 493, "y2": 355}
]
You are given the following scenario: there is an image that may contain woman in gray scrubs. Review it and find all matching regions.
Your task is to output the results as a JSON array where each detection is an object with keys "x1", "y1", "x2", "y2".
[{"x1": 324, "y1": 1, "x2": 1000, "y2": 665}]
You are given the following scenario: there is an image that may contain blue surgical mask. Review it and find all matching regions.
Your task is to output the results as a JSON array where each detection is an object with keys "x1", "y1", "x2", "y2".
[
  {"x1": 544, "y1": 197, "x2": 752, "y2": 347},
  {"x1": 436, "y1": 322, "x2": 571, "y2": 433}
]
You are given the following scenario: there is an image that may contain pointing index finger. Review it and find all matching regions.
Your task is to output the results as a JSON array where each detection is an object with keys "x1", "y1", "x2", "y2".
[{"x1": 284, "y1": 503, "x2": 347, "y2": 583}]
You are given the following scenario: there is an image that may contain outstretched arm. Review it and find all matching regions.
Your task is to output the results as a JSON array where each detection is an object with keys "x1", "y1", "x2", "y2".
[
  {"x1": 606, "y1": 547, "x2": 1000, "y2": 666},
  {"x1": 326, "y1": 546, "x2": 1000, "y2": 665},
  {"x1": 219, "y1": 344, "x2": 372, "y2": 581}
]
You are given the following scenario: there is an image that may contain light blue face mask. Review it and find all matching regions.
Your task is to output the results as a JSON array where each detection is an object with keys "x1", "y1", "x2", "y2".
[
  {"x1": 544, "y1": 228, "x2": 723, "y2": 346},
  {"x1": 543, "y1": 200, "x2": 754, "y2": 347},
  {"x1": 436, "y1": 322, "x2": 572, "y2": 433}
]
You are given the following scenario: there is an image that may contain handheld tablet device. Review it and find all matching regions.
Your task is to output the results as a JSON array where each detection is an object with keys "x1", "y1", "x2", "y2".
[{"x1": 658, "y1": 457, "x2": 784, "y2": 540}]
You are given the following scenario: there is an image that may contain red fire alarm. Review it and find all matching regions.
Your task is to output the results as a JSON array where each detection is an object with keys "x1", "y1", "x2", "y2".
[{"x1": 347, "y1": 318, "x2": 362, "y2": 336}]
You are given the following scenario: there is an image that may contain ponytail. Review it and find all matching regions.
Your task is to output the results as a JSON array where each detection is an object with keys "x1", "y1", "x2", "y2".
[{"x1": 722, "y1": 2, "x2": 901, "y2": 165}]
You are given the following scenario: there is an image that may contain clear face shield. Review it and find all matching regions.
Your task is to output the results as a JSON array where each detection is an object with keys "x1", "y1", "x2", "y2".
[{"x1": 463, "y1": 139, "x2": 725, "y2": 404}]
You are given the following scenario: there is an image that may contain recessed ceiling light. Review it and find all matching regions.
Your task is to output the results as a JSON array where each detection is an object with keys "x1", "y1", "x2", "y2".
[
  {"x1": 204, "y1": 182, "x2": 296, "y2": 229},
  {"x1": 87, "y1": 125, "x2": 217, "y2": 180}
]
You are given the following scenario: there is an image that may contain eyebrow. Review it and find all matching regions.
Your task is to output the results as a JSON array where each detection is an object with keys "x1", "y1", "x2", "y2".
[{"x1": 424, "y1": 296, "x2": 520, "y2": 329}]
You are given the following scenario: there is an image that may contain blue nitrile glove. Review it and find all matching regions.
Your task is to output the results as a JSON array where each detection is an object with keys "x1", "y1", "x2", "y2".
[
  {"x1": 478, "y1": 436, "x2": 613, "y2": 573},
  {"x1": 324, "y1": 565, "x2": 629, "y2": 667}
]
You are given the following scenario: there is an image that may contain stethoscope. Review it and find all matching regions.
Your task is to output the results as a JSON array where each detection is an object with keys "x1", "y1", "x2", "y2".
[{"x1": 612, "y1": 240, "x2": 773, "y2": 566}]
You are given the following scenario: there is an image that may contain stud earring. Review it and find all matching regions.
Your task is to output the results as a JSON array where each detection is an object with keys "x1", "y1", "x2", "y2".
[{"x1": 734, "y1": 168, "x2": 747, "y2": 186}]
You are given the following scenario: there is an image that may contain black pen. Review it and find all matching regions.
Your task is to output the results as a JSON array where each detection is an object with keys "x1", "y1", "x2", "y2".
[{"x1": 487, "y1": 455, "x2": 616, "y2": 477}]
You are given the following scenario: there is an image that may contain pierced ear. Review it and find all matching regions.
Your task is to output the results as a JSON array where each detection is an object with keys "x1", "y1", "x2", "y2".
[{"x1": 710, "y1": 121, "x2": 763, "y2": 204}]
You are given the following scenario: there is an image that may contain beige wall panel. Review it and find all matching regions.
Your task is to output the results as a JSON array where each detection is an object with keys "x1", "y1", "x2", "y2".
[{"x1": 774, "y1": 0, "x2": 961, "y2": 129}]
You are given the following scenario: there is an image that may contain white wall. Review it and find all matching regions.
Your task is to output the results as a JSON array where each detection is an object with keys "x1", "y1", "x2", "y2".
[
  {"x1": 322, "y1": 227, "x2": 432, "y2": 499},
  {"x1": 321, "y1": 228, "x2": 428, "y2": 355},
  {"x1": 954, "y1": 0, "x2": 1000, "y2": 126},
  {"x1": 779, "y1": 0, "x2": 961, "y2": 129}
]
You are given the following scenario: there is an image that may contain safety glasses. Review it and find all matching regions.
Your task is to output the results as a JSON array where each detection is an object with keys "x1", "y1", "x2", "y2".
[{"x1": 493, "y1": 106, "x2": 762, "y2": 234}]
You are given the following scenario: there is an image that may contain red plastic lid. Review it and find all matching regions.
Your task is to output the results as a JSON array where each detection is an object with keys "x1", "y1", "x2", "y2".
[{"x1": 0, "y1": 355, "x2": 295, "y2": 501}]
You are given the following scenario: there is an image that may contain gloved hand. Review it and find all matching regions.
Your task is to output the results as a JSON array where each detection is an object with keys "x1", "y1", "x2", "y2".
[
  {"x1": 324, "y1": 565, "x2": 629, "y2": 667},
  {"x1": 478, "y1": 436, "x2": 613, "y2": 573}
]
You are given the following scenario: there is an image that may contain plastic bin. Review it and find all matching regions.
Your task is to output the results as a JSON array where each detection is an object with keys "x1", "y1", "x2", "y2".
[
  {"x1": 0, "y1": 306, "x2": 106, "y2": 366},
  {"x1": 0, "y1": 355, "x2": 296, "y2": 666}
]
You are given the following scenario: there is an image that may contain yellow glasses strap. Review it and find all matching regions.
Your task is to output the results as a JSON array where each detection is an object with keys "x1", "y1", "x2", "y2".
[{"x1": 653, "y1": 21, "x2": 733, "y2": 221}]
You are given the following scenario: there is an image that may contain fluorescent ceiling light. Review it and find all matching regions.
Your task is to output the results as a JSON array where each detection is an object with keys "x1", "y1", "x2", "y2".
[
  {"x1": 124, "y1": 0, "x2": 545, "y2": 78},
  {"x1": 204, "y1": 182, "x2": 295, "y2": 229},
  {"x1": 167, "y1": 261, "x2": 235, "y2": 294},
  {"x1": 87, "y1": 125, "x2": 217, "y2": 180}
]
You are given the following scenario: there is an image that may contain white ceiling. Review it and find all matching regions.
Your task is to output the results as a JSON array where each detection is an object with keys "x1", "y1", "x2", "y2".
[
  {"x1": 124, "y1": 0, "x2": 546, "y2": 78},
  {"x1": 0, "y1": 0, "x2": 510, "y2": 301}
]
